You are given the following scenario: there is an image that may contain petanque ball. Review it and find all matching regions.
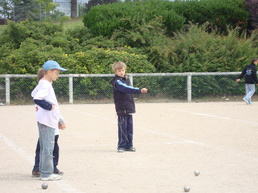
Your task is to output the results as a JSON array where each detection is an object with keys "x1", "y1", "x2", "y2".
[
  {"x1": 194, "y1": 170, "x2": 200, "y2": 176},
  {"x1": 42, "y1": 183, "x2": 48, "y2": 190},
  {"x1": 184, "y1": 185, "x2": 190, "y2": 192}
]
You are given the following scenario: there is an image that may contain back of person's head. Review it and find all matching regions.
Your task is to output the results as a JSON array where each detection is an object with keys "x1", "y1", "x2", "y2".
[
  {"x1": 112, "y1": 61, "x2": 126, "y2": 72},
  {"x1": 252, "y1": 58, "x2": 258, "y2": 64},
  {"x1": 37, "y1": 68, "x2": 45, "y2": 81}
]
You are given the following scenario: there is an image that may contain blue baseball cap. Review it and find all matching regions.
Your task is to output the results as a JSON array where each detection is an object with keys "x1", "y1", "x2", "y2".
[{"x1": 42, "y1": 60, "x2": 67, "y2": 71}]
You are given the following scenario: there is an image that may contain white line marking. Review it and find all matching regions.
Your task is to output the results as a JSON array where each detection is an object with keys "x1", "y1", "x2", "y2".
[
  {"x1": 0, "y1": 133, "x2": 34, "y2": 164},
  {"x1": 0, "y1": 132, "x2": 83, "y2": 193},
  {"x1": 171, "y1": 108, "x2": 258, "y2": 125},
  {"x1": 64, "y1": 107, "x2": 258, "y2": 161},
  {"x1": 192, "y1": 112, "x2": 258, "y2": 125}
]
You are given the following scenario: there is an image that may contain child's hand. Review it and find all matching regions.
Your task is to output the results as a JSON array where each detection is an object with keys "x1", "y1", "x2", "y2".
[
  {"x1": 141, "y1": 88, "x2": 148, "y2": 93},
  {"x1": 59, "y1": 123, "x2": 66, "y2": 130}
]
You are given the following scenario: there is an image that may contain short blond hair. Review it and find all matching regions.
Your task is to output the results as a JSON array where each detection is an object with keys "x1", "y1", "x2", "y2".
[{"x1": 112, "y1": 61, "x2": 126, "y2": 72}]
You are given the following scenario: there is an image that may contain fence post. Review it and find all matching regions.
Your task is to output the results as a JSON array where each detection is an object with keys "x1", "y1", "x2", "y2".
[
  {"x1": 5, "y1": 75, "x2": 10, "y2": 105},
  {"x1": 69, "y1": 75, "x2": 73, "y2": 104},
  {"x1": 128, "y1": 74, "x2": 133, "y2": 86},
  {"x1": 187, "y1": 73, "x2": 192, "y2": 102}
]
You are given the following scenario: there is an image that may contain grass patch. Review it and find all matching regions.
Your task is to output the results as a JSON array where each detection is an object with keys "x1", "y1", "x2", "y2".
[{"x1": 61, "y1": 18, "x2": 84, "y2": 31}]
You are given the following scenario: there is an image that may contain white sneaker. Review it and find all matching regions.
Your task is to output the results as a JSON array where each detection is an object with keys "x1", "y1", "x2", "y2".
[
  {"x1": 243, "y1": 97, "x2": 249, "y2": 104},
  {"x1": 40, "y1": 174, "x2": 62, "y2": 181}
]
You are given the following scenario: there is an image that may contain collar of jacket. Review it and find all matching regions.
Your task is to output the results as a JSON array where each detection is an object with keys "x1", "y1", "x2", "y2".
[{"x1": 115, "y1": 74, "x2": 127, "y2": 80}]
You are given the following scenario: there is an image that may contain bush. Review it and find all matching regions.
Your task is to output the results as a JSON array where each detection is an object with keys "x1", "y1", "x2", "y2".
[
  {"x1": 83, "y1": 0, "x2": 185, "y2": 37},
  {"x1": 172, "y1": 0, "x2": 250, "y2": 33},
  {"x1": 69, "y1": 47, "x2": 156, "y2": 74},
  {"x1": 83, "y1": 0, "x2": 250, "y2": 37},
  {"x1": 0, "y1": 38, "x2": 68, "y2": 74},
  {"x1": 0, "y1": 20, "x2": 63, "y2": 49},
  {"x1": 169, "y1": 23, "x2": 258, "y2": 72}
]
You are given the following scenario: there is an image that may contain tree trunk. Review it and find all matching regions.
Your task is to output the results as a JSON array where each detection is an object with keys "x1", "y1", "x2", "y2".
[
  {"x1": 71, "y1": 0, "x2": 77, "y2": 18},
  {"x1": 244, "y1": 0, "x2": 258, "y2": 30}
]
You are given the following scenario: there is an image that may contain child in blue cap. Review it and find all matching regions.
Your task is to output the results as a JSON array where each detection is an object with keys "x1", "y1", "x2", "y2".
[{"x1": 31, "y1": 60, "x2": 66, "y2": 181}]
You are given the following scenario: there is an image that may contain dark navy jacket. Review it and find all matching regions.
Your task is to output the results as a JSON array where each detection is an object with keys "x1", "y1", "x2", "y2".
[
  {"x1": 238, "y1": 63, "x2": 258, "y2": 84},
  {"x1": 111, "y1": 75, "x2": 141, "y2": 116}
]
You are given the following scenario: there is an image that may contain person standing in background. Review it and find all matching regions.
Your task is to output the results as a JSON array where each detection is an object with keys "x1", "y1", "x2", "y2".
[{"x1": 236, "y1": 58, "x2": 258, "y2": 105}]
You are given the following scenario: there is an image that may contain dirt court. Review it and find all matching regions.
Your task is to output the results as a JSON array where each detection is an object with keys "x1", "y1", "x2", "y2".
[{"x1": 0, "y1": 102, "x2": 257, "y2": 193}]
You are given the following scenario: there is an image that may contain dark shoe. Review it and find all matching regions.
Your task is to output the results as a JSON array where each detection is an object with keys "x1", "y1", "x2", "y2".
[
  {"x1": 32, "y1": 171, "x2": 40, "y2": 177},
  {"x1": 125, "y1": 147, "x2": 136, "y2": 152},
  {"x1": 117, "y1": 148, "x2": 125, "y2": 153},
  {"x1": 54, "y1": 171, "x2": 64, "y2": 175}
]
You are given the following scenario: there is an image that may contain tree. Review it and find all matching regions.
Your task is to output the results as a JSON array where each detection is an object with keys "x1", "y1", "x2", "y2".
[
  {"x1": 12, "y1": 0, "x2": 41, "y2": 21},
  {"x1": 0, "y1": 0, "x2": 60, "y2": 22},
  {"x1": 0, "y1": 0, "x2": 13, "y2": 20},
  {"x1": 245, "y1": 0, "x2": 258, "y2": 30},
  {"x1": 70, "y1": 0, "x2": 77, "y2": 18}
]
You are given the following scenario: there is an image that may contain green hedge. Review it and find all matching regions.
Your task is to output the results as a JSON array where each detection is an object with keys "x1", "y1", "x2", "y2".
[
  {"x1": 83, "y1": 0, "x2": 185, "y2": 37},
  {"x1": 171, "y1": 0, "x2": 249, "y2": 33},
  {"x1": 83, "y1": 0, "x2": 250, "y2": 37},
  {"x1": 167, "y1": 23, "x2": 258, "y2": 72}
]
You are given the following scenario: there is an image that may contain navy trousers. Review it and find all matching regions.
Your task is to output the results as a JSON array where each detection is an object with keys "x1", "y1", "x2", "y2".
[
  {"x1": 32, "y1": 135, "x2": 60, "y2": 173},
  {"x1": 117, "y1": 115, "x2": 133, "y2": 149}
]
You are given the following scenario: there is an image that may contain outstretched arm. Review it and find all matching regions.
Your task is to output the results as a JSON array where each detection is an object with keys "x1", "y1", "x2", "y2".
[{"x1": 115, "y1": 80, "x2": 141, "y2": 94}]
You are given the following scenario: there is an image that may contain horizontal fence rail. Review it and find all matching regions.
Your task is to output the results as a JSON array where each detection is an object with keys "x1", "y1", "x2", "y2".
[{"x1": 0, "y1": 72, "x2": 250, "y2": 105}]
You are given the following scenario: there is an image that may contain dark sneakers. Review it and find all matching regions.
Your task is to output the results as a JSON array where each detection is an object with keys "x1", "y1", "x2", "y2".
[
  {"x1": 32, "y1": 171, "x2": 40, "y2": 177},
  {"x1": 125, "y1": 147, "x2": 136, "y2": 152}
]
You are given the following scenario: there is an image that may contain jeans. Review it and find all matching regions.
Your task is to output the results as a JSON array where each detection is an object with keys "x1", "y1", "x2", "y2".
[
  {"x1": 32, "y1": 135, "x2": 60, "y2": 173},
  {"x1": 117, "y1": 115, "x2": 133, "y2": 149},
  {"x1": 245, "y1": 84, "x2": 255, "y2": 101},
  {"x1": 37, "y1": 122, "x2": 55, "y2": 178}
]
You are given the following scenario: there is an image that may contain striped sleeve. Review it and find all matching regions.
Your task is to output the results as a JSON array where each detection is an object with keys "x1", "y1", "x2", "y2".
[{"x1": 115, "y1": 80, "x2": 141, "y2": 94}]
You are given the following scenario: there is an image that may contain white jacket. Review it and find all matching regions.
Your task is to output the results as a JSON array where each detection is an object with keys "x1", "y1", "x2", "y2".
[{"x1": 32, "y1": 79, "x2": 61, "y2": 130}]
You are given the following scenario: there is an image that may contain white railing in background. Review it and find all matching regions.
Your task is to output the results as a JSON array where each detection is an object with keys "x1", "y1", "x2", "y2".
[{"x1": 0, "y1": 72, "x2": 241, "y2": 105}]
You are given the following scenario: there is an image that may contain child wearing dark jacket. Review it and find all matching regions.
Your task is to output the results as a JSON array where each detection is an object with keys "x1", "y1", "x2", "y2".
[
  {"x1": 111, "y1": 61, "x2": 147, "y2": 153},
  {"x1": 236, "y1": 58, "x2": 258, "y2": 105}
]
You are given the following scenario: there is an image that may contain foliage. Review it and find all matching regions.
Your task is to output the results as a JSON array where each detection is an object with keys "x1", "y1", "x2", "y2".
[
  {"x1": 0, "y1": 0, "x2": 13, "y2": 20},
  {"x1": 83, "y1": 0, "x2": 185, "y2": 37},
  {"x1": 2, "y1": 1, "x2": 257, "y2": 104},
  {"x1": 0, "y1": 38, "x2": 67, "y2": 74},
  {"x1": 0, "y1": 23, "x2": 155, "y2": 74},
  {"x1": 111, "y1": 15, "x2": 177, "y2": 72},
  {"x1": 0, "y1": 0, "x2": 64, "y2": 22},
  {"x1": 172, "y1": 0, "x2": 250, "y2": 34},
  {"x1": 83, "y1": 0, "x2": 250, "y2": 37},
  {"x1": 69, "y1": 47, "x2": 155, "y2": 74},
  {"x1": 168, "y1": 23, "x2": 258, "y2": 72},
  {"x1": 0, "y1": 20, "x2": 63, "y2": 49},
  {"x1": 0, "y1": 0, "x2": 258, "y2": 76},
  {"x1": 244, "y1": 0, "x2": 258, "y2": 30},
  {"x1": 85, "y1": 0, "x2": 119, "y2": 13}
]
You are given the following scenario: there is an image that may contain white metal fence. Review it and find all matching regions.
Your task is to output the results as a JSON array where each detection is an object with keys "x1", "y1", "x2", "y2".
[{"x1": 0, "y1": 72, "x2": 249, "y2": 105}]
